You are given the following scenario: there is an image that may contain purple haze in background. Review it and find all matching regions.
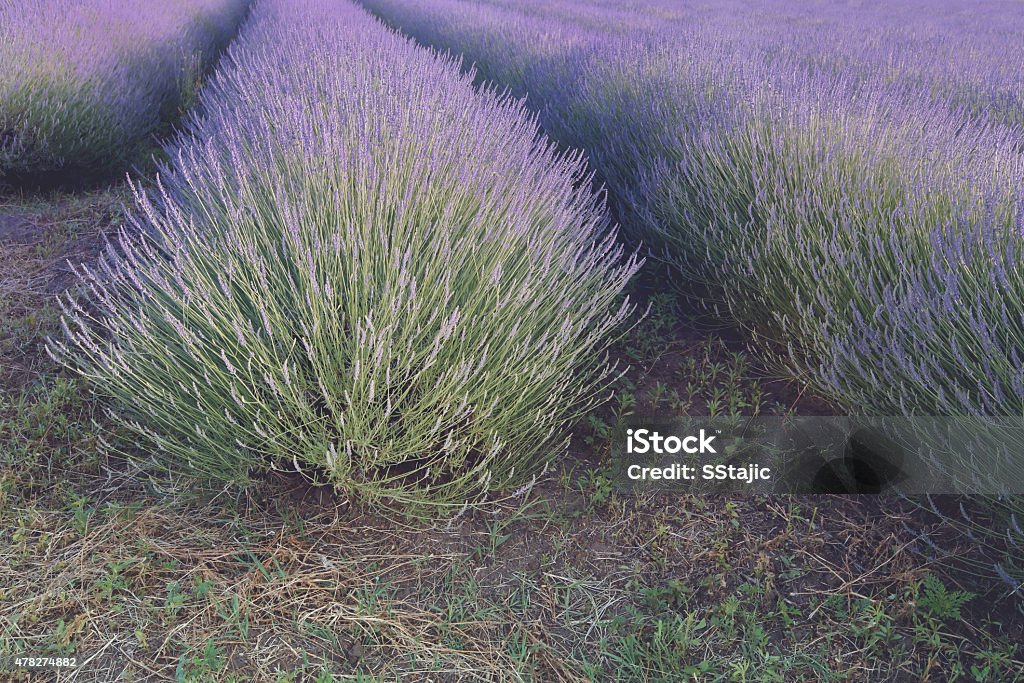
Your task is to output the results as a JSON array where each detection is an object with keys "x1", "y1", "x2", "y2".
[{"x1": 0, "y1": 0, "x2": 250, "y2": 176}]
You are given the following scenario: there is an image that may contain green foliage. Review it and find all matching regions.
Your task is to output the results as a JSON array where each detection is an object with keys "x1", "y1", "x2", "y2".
[{"x1": 913, "y1": 574, "x2": 975, "y2": 622}]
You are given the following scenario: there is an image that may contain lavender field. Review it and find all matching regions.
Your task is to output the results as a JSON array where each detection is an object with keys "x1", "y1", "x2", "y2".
[
  {"x1": 364, "y1": 0, "x2": 1024, "y2": 611},
  {"x1": 362, "y1": 0, "x2": 1024, "y2": 418},
  {"x1": 0, "y1": 0, "x2": 250, "y2": 180},
  {"x1": 1, "y1": 0, "x2": 1023, "y2": 680}
]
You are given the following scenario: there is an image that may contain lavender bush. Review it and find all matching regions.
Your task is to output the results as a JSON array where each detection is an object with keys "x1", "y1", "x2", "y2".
[
  {"x1": 362, "y1": 0, "x2": 1024, "y2": 579},
  {"x1": 0, "y1": 0, "x2": 250, "y2": 178},
  {"x1": 51, "y1": 0, "x2": 640, "y2": 510}
]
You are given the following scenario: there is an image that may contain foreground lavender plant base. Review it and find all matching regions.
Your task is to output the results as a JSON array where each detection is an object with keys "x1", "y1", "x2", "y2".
[
  {"x1": 52, "y1": 0, "x2": 640, "y2": 510},
  {"x1": 0, "y1": 0, "x2": 250, "y2": 178}
]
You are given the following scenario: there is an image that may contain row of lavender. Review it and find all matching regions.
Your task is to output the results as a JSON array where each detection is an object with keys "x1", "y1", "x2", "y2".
[
  {"x1": 437, "y1": 0, "x2": 1024, "y2": 129},
  {"x1": 360, "y1": 0, "x2": 1024, "y2": 578},
  {"x1": 52, "y1": 0, "x2": 639, "y2": 509},
  {"x1": 362, "y1": 0, "x2": 1024, "y2": 418},
  {"x1": 0, "y1": 0, "x2": 250, "y2": 178}
]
